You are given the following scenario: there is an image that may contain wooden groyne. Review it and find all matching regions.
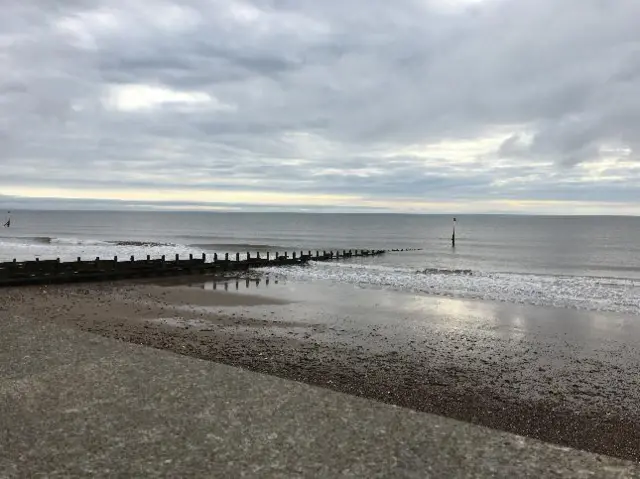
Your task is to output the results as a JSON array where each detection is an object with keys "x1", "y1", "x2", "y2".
[{"x1": 0, "y1": 248, "x2": 419, "y2": 287}]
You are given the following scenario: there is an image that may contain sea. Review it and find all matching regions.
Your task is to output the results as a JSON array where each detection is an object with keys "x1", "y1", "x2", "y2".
[{"x1": 1, "y1": 210, "x2": 640, "y2": 316}]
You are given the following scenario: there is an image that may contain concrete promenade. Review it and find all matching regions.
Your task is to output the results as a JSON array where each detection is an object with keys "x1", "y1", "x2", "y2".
[{"x1": 1, "y1": 313, "x2": 638, "y2": 478}]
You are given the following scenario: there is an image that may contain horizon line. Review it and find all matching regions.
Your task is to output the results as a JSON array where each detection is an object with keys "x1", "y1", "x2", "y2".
[{"x1": 4, "y1": 208, "x2": 640, "y2": 218}]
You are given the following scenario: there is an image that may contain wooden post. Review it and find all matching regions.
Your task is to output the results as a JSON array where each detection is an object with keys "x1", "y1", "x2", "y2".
[
  {"x1": 161, "y1": 255, "x2": 165, "y2": 262},
  {"x1": 147, "y1": 255, "x2": 151, "y2": 261},
  {"x1": 247, "y1": 252, "x2": 251, "y2": 260},
  {"x1": 202, "y1": 253, "x2": 207, "y2": 262},
  {"x1": 225, "y1": 253, "x2": 229, "y2": 261},
  {"x1": 189, "y1": 254, "x2": 193, "y2": 260},
  {"x1": 285, "y1": 252, "x2": 288, "y2": 259},
  {"x1": 452, "y1": 217, "x2": 456, "y2": 248},
  {"x1": 236, "y1": 253, "x2": 240, "y2": 262},
  {"x1": 213, "y1": 253, "x2": 217, "y2": 262},
  {"x1": 77, "y1": 257, "x2": 81, "y2": 262},
  {"x1": 257, "y1": 252, "x2": 261, "y2": 260},
  {"x1": 293, "y1": 252, "x2": 297, "y2": 259},
  {"x1": 175, "y1": 254, "x2": 180, "y2": 262},
  {"x1": 275, "y1": 251, "x2": 279, "y2": 259},
  {"x1": 114, "y1": 256, "x2": 118, "y2": 263},
  {"x1": 316, "y1": 251, "x2": 319, "y2": 257}
]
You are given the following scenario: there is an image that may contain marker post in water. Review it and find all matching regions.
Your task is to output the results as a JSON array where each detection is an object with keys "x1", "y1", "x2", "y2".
[{"x1": 452, "y1": 217, "x2": 456, "y2": 248}]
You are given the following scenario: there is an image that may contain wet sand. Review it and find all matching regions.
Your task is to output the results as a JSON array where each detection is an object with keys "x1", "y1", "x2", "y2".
[{"x1": 2, "y1": 277, "x2": 640, "y2": 461}]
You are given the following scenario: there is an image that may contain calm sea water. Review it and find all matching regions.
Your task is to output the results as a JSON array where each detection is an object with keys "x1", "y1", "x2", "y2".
[{"x1": 2, "y1": 211, "x2": 640, "y2": 315}]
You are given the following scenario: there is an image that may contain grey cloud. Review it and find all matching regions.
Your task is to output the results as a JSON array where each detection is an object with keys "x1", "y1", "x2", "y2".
[
  {"x1": 0, "y1": 194, "x2": 389, "y2": 213},
  {"x1": 1, "y1": 0, "x2": 640, "y2": 212}
]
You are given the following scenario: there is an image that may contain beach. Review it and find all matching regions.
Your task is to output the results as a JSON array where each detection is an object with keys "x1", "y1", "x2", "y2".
[{"x1": 3, "y1": 275, "x2": 640, "y2": 462}]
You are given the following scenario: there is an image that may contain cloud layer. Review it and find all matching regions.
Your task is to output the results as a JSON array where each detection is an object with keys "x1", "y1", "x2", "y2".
[{"x1": 1, "y1": 0, "x2": 640, "y2": 213}]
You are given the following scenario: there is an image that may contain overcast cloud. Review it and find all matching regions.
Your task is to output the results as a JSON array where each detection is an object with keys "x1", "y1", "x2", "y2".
[{"x1": 1, "y1": 0, "x2": 640, "y2": 213}]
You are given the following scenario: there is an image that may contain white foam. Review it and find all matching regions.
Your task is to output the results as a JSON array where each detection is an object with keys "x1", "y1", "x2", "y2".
[
  {"x1": 261, "y1": 262, "x2": 640, "y2": 315},
  {"x1": 49, "y1": 237, "x2": 110, "y2": 246},
  {"x1": 0, "y1": 240, "x2": 205, "y2": 263}
]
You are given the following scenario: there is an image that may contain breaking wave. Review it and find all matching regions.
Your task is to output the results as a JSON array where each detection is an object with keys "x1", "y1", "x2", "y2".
[
  {"x1": 112, "y1": 240, "x2": 174, "y2": 247},
  {"x1": 0, "y1": 236, "x2": 196, "y2": 263},
  {"x1": 189, "y1": 243, "x2": 292, "y2": 251},
  {"x1": 0, "y1": 236, "x2": 110, "y2": 246},
  {"x1": 261, "y1": 261, "x2": 640, "y2": 315},
  {"x1": 0, "y1": 236, "x2": 173, "y2": 247}
]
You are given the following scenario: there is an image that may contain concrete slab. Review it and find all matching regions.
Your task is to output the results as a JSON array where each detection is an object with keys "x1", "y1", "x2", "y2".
[{"x1": 1, "y1": 313, "x2": 638, "y2": 478}]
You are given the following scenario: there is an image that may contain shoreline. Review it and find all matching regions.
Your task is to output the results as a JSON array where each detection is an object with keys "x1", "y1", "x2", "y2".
[{"x1": 2, "y1": 279, "x2": 640, "y2": 461}]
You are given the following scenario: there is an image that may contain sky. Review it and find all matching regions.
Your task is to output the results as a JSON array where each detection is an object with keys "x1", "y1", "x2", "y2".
[{"x1": 1, "y1": 0, "x2": 640, "y2": 214}]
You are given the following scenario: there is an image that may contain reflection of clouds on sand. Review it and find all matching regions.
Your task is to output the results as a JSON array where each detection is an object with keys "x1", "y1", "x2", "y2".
[
  {"x1": 397, "y1": 292, "x2": 638, "y2": 344},
  {"x1": 261, "y1": 262, "x2": 640, "y2": 316},
  {"x1": 405, "y1": 296, "x2": 527, "y2": 341},
  {"x1": 189, "y1": 276, "x2": 640, "y2": 346},
  {"x1": 200, "y1": 278, "x2": 277, "y2": 292},
  {"x1": 172, "y1": 276, "x2": 640, "y2": 420}
]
